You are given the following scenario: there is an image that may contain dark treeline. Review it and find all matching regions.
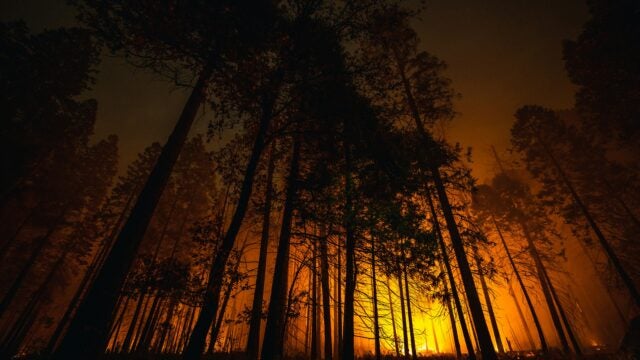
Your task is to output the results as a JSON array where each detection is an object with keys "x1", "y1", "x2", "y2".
[{"x1": 0, "y1": 0, "x2": 638, "y2": 359}]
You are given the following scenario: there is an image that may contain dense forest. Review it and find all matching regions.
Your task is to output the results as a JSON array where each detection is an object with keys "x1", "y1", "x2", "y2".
[{"x1": 1, "y1": 0, "x2": 639, "y2": 359}]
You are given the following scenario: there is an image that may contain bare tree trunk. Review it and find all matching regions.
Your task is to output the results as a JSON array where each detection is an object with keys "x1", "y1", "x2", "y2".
[
  {"x1": 542, "y1": 265, "x2": 582, "y2": 355},
  {"x1": 403, "y1": 263, "x2": 418, "y2": 359},
  {"x1": 507, "y1": 281, "x2": 535, "y2": 350},
  {"x1": 311, "y1": 236, "x2": 319, "y2": 360},
  {"x1": 261, "y1": 137, "x2": 301, "y2": 360},
  {"x1": 431, "y1": 321, "x2": 439, "y2": 354},
  {"x1": 132, "y1": 294, "x2": 154, "y2": 351},
  {"x1": 534, "y1": 131, "x2": 640, "y2": 308},
  {"x1": 395, "y1": 43, "x2": 495, "y2": 358},
  {"x1": 246, "y1": 145, "x2": 275, "y2": 360},
  {"x1": 184, "y1": 79, "x2": 280, "y2": 360},
  {"x1": 107, "y1": 296, "x2": 131, "y2": 351},
  {"x1": 521, "y1": 225, "x2": 570, "y2": 354},
  {"x1": 493, "y1": 216, "x2": 547, "y2": 352},
  {"x1": 56, "y1": 64, "x2": 214, "y2": 360},
  {"x1": 473, "y1": 246, "x2": 504, "y2": 353},
  {"x1": 335, "y1": 238, "x2": 342, "y2": 360},
  {"x1": 135, "y1": 292, "x2": 162, "y2": 352},
  {"x1": 370, "y1": 236, "x2": 381, "y2": 360},
  {"x1": 397, "y1": 267, "x2": 409, "y2": 360},
  {"x1": 208, "y1": 280, "x2": 233, "y2": 353},
  {"x1": 47, "y1": 191, "x2": 137, "y2": 353},
  {"x1": 320, "y1": 227, "x2": 333, "y2": 360},
  {"x1": 121, "y1": 293, "x2": 145, "y2": 352},
  {"x1": 156, "y1": 297, "x2": 178, "y2": 353},
  {"x1": 439, "y1": 261, "x2": 461, "y2": 358},
  {"x1": 426, "y1": 191, "x2": 475, "y2": 359},
  {"x1": 0, "y1": 213, "x2": 64, "y2": 318},
  {"x1": 386, "y1": 277, "x2": 401, "y2": 358},
  {"x1": 341, "y1": 139, "x2": 356, "y2": 360}
]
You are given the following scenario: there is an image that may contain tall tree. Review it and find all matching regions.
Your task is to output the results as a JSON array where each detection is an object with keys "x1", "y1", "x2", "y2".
[{"x1": 55, "y1": 3, "x2": 277, "y2": 357}]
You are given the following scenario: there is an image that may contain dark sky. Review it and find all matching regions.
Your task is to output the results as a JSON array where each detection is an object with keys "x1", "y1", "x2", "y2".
[{"x1": 1, "y1": 0, "x2": 589, "y2": 181}]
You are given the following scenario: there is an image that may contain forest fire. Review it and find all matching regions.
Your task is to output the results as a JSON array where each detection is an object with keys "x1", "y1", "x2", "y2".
[{"x1": 1, "y1": 0, "x2": 639, "y2": 359}]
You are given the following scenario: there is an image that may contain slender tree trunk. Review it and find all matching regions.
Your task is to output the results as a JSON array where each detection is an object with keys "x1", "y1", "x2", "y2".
[
  {"x1": 132, "y1": 293, "x2": 154, "y2": 351},
  {"x1": 156, "y1": 297, "x2": 178, "y2": 353},
  {"x1": 320, "y1": 227, "x2": 333, "y2": 360},
  {"x1": 493, "y1": 216, "x2": 547, "y2": 352},
  {"x1": 107, "y1": 296, "x2": 131, "y2": 351},
  {"x1": 311, "y1": 237, "x2": 319, "y2": 360},
  {"x1": 261, "y1": 136, "x2": 301, "y2": 360},
  {"x1": 336, "y1": 238, "x2": 342, "y2": 360},
  {"x1": 542, "y1": 265, "x2": 582, "y2": 355},
  {"x1": 183, "y1": 80, "x2": 279, "y2": 360},
  {"x1": 395, "y1": 44, "x2": 495, "y2": 358},
  {"x1": 209, "y1": 280, "x2": 233, "y2": 353},
  {"x1": 55, "y1": 64, "x2": 214, "y2": 360},
  {"x1": 439, "y1": 261, "x2": 461, "y2": 358},
  {"x1": 473, "y1": 246, "x2": 505, "y2": 353},
  {"x1": 1, "y1": 233, "x2": 73, "y2": 357},
  {"x1": 521, "y1": 224, "x2": 570, "y2": 354},
  {"x1": 135, "y1": 292, "x2": 162, "y2": 352},
  {"x1": 432, "y1": 321, "x2": 439, "y2": 354},
  {"x1": 426, "y1": 191, "x2": 475, "y2": 359},
  {"x1": 47, "y1": 191, "x2": 137, "y2": 353},
  {"x1": 534, "y1": 131, "x2": 640, "y2": 308},
  {"x1": 122, "y1": 293, "x2": 146, "y2": 352},
  {"x1": 246, "y1": 145, "x2": 275, "y2": 360},
  {"x1": 341, "y1": 139, "x2": 356, "y2": 360},
  {"x1": 387, "y1": 277, "x2": 401, "y2": 358},
  {"x1": 370, "y1": 236, "x2": 381, "y2": 360},
  {"x1": 403, "y1": 264, "x2": 418, "y2": 359},
  {"x1": 397, "y1": 267, "x2": 409, "y2": 360},
  {"x1": 507, "y1": 281, "x2": 535, "y2": 350},
  {"x1": 0, "y1": 219, "x2": 61, "y2": 318}
]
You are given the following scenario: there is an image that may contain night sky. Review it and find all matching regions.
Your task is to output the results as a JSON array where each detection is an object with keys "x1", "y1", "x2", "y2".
[{"x1": 1, "y1": 0, "x2": 589, "y2": 180}]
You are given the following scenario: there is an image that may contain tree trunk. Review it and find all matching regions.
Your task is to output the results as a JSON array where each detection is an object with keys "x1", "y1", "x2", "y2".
[
  {"x1": 120, "y1": 293, "x2": 144, "y2": 353},
  {"x1": 535, "y1": 131, "x2": 640, "y2": 308},
  {"x1": 473, "y1": 246, "x2": 505, "y2": 353},
  {"x1": 246, "y1": 145, "x2": 275, "y2": 360},
  {"x1": 155, "y1": 297, "x2": 178, "y2": 353},
  {"x1": 542, "y1": 264, "x2": 582, "y2": 355},
  {"x1": 426, "y1": 191, "x2": 475, "y2": 359},
  {"x1": 493, "y1": 216, "x2": 547, "y2": 352},
  {"x1": 387, "y1": 277, "x2": 401, "y2": 358},
  {"x1": 320, "y1": 227, "x2": 333, "y2": 360},
  {"x1": 183, "y1": 80, "x2": 279, "y2": 360},
  {"x1": 107, "y1": 296, "x2": 130, "y2": 351},
  {"x1": 507, "y1": 281, "x2": 535, "y2": 350},
  {"x1": 403, "y1": 264, "x2": 418, "y2": 359},
  {"x1": 311, "y1": 237, "x2": 319, "y2": 360},
  {"x1": 335, "y1": 237, "x2": 342, "y2": 360},
  {"x1": 55, "y1": 64, "x2": 214, "y2": 360},
  {"x1": 135, "y1": 292, "x2": 162, "y2": 352},
  {"x1": 439, "y1": 261, "x2": 461, "y2": 358},
  {"x1": 208, "y1": 280, "x2": 233, "y2": 353},
  {"x1": 395, "y1": 44, "x2": 495, "y2": 358},
  {"x1": 341, "y1": 139, "x2": 356, "y2": 360},
  {"x1": 397, "y1": 268, "x2": 409, "y2": 360},
  {"x1": 521, "y1": 224, "x2": 570, "y2": 354},
  {"x1": 370, "y1": 236, "x2": 381, "y2": 360},
  {"x1": 261, "y1": 136, "x2": 301, "y2": 360},
  {"x1": 47, "y1": 191, "x2": 137, "y2": 353},
  {"x1": 132, "y1": 293, "x2": 154, "y2": 351}
]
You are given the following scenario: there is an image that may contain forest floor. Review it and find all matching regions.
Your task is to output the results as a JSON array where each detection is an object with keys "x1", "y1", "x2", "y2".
[{"x1": 16, "y1": 350, "x2": 639, "y2": 360}]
